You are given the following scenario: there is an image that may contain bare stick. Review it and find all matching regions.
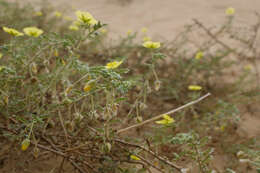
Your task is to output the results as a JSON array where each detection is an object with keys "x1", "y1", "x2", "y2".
[
  {"x1": 137, "y1": 154, "x2": 165, "y2": 173},
  {"x1": 192, "y1": 19, "x2": 233, "y2": 52},
  {"x1": 116, "y1": 143, "x2": 164, "y2": 173},
  {"x1": 58, "y1": 111, "x2": 70, "y2": 147},
  {"x1": 69, "y1": 159, "x2": 87, "y2": 173},
  {"x1": 33, "y1": 143, "x2": 87, "y2": 173},
  {"x1": 58, "y1": 157, "x2": 65, "y2": 173},
  {"x1": 116, "y1": 93, "x2": 211, "y2": 134},
  {"x1": 35, "y1": 143, "x2": 67, "y2": 157},
  {"x1": 115, "y1": 139, "x2": 182, "y2": 171}
]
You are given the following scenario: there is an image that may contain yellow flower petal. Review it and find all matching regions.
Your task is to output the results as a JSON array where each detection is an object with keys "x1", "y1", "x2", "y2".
[
  {"x1": 54, "y1": 11, "x2": 62, "y2": 18},
  {"x1": 23, "y1": 27, "x2": 43, "y2": 37},
  {"x1": 69, "y1": 25, "x2": 79, "y2": 31},
  {"x1": 127, "y1": 30, "x2": 133, "y2": 36},
  {"x1": 143, "y1": 41, "x2": 160, "y2": 49},
  {"x1": 188, "y1": 85, "x2": 202, "y2": 91},
  {"x1": 195, "y1": 51, "x2": 203, "y2": 60},
  {"x1": 155, "y1": 119, "x2": 169, "y2": 125},
  {"x1": 162, "y1": 114, "x2": 173, "y2": 121},
  {"x1": 105, "y1": 61, "x2": 123, "y2": 69},
  {"x1": 75, "y1": 10, "x2": 98, "y2": 25},
  {"x1": 83, "y1": 84, "x2": 92, "y2": 92},
  {"x1": 226, "y1": 7, "x2": 235, "y2": 15},
  {"x1": 3, "y1": 27, "x2": 24, "y2": 37},
  {"x1": 100, "y1": 28, "x2": 107, "y2": 34},
  {"x1": 130, "y1": 155, "x2": 141, "y2": 161},
  {"x1": 156, "y1": 114, "x2": 175, "y2": 124}
]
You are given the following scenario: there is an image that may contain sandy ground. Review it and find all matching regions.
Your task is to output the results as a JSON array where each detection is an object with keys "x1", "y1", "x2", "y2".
[{"x1": 8, "y1": 0, "x2": 260, "y2": 40}]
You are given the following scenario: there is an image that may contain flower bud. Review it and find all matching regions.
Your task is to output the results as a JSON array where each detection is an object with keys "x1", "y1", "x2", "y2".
[
  {"x1": 154, "y1": 80, "x2": 161, "y2": 91},
  {"x1": 33, "y1": 147, "x2": 40, "y2": 158},
  {"x1": 21, "y1": 138, "x2": 30, "y2": 151}
]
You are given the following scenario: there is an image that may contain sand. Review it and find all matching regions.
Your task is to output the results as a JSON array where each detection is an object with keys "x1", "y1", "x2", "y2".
[{"x1": 7, "y1": 0, "x2": 260, "y2": 40}]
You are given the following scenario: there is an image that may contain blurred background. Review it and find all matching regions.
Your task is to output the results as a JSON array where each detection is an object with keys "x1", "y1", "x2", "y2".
[{"x1": 6, "y1": 0, "x2": 260, "y2": 40}]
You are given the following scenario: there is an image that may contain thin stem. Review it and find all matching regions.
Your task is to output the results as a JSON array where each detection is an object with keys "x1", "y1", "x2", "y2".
[
  {"x1": 58, "y1": 110, "x2": 70, "y2": 147},
  {"x1": 116, "y1": 93, "x2": 211, "y2": 134}
]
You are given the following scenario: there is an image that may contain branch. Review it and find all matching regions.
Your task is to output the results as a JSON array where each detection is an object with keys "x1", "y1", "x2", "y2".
[
  {"x1": 114, "y1": 139, "x2": 182, "y2": 172},
  {"x1": 57, "y1": 111, "x2": 70, "y2": 147},
  {"x1": 116, "y1": 93, "x2": 211, "y2": 134},
  {"x1": 192, "y1": 19, "x2": 234, "y2": 52}
]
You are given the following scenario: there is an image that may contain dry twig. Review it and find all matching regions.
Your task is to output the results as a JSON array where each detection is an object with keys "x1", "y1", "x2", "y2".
[{"x1": 116, "y1": 93, "x2": 211, "y2": 134}]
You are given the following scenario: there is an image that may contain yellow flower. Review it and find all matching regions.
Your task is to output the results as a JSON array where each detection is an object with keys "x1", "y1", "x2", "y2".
[
  {"x1": 3, "y1": 27, "x2": 24, "y2": 36},
  {"x1": 143, "y1": 36, "x2": 151, "y2": 42},
  {"x1": 83, "y1": 83, "x2": 92, "y2": 92},
  {"x1": 155, "y1": 114, "x2": 175, "y2": 125},
  {"x1": 244, "y1": 64, "x2": 252, "y2": 71},
  {"x1": 35, "y1": 11, "x2": 43, "y2": 16},
  {"x1": 226, "y1": 7, "x2": 235, "y2": 15},
  {"x1": 143, "y1": 41, "x2": 161, "y2": 49},
  {"x1": 195, "y1": 51, "x2": 203, "y2": 60},
  {"x1": 220, "y1": 124, "x2": 225, "y2": 132},
  {"x1": 54, "y1": 11, "x2": 62, "y2": 18},
  {"x1": 23, "y1": 27, "x2": 44, "y2": 37},
  {"x1": 163, "y1": 114, "x2": 174, "y2": 121},
  {"x1": 105, "y1": 61, "x2": 123, "y2": 69},
  {"x1": 21, "y1": 138, "x2": 30, "y2": 151},
  {"x1": 188, "y1": 85, "x2": 202, "y2": 91},
  {"x1": 130, "y1": 155, "x2": 141, "y2": 161},
  {"x1": 141, "y1": 27, "x2": 148, "y2": 33},
  {"x1": 127, "y1": 29, "x2": 132, "y2": 36},
  {"x1": 100, "y1": 28, "x2": 107, "y2": 34},
  {"x1": 0, "y1": 53, "x2": 3, "y2": 59},
  {"x1": 75, "y1": 10, "x2": 98, "y2": 26},
  {"x1": 69, "y1": 24, "x2": 79, "y2": 31}
]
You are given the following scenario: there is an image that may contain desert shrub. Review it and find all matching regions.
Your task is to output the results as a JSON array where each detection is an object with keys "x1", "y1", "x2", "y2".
[{"x1": 0, "y1": 1, "x2": 259, "y2": 173}]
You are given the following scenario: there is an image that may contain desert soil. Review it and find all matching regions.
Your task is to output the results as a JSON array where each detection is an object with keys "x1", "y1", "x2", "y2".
[{"x1": 7, "y1": 0, "x2": 260, "y2": 40}]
